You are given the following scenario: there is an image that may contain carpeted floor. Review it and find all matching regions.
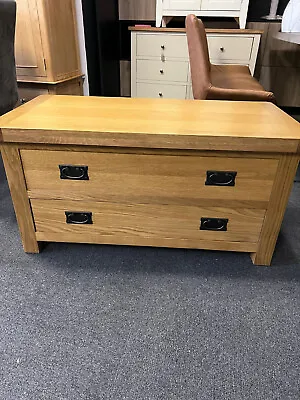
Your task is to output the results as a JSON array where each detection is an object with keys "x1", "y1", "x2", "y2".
[{"x1": 0, "y1": 156, "x2": 299, "y2": 400}]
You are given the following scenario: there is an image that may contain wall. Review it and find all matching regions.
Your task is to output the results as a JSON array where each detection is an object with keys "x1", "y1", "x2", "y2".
[{"x1": 74, "y1": 0, "x2": 89, "y2": 95}]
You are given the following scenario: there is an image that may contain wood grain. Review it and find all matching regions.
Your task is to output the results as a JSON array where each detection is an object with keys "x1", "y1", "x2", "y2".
[
  {"x1": 31, "y1": 199, "x2": 265, "y2": 244},
  {"x1": 35, "y1": 232, "x2": 257, "y2": 252},
  {"x1": 15, "y1": 0, "x2": 47, "y2": 78},
  {"x1": 17, "y1": 77, "x2": 83, "y2": 106},
  {"x1": 0, "y1": 145, "x2": 39, "y2": 253},
  {"x1": 20, "y1": 149, "x2": 278, "y2": 207},
  {"x1": 1, "y1": 96, "x2": 300, "y2": 154},
  {"x1": 119, "y1": 0, "x2": 156, "y2": 20},
  {"x1": 251, "y1": 154, "x2": 299, "y2": 266},
  {"x1": 16, "y1": 0, "x2": 81, "y2": 83}
]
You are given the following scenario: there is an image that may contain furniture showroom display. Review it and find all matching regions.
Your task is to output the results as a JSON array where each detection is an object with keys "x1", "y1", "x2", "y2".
[
  {"x1": 156, "y1": 0, "x2": 250, "y2": 29},
  {"x1": 15, "y1": 0, "x2": 83, "y2": 103},
  {"x1": 1, "y1": 95, "x2": 300, "y2": 266},
  {"x1": 131, "y1": 27, "x2": 262, "y2": 99}
]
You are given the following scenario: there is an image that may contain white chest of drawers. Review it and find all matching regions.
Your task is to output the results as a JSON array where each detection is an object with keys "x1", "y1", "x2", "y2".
[
  {"x1": 130, "y1": 27, "x2": 262, "y2": 100},
  {"x1": 156, "y1": 0, "x2": 250, "y2": 29}
]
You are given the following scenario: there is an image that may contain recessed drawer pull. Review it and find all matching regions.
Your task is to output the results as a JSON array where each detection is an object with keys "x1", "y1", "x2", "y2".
[
  {"x1": 205, "y1": 171, "x2": 237, "y2": 186},
  {"x1": 65, "y1": 211, "x2": 93, "y2": 225},
  {"x1": 200, "y1": 218, "x2": 228, "y2": 232},
  {"x1": 59, "y1": 164, "x2": 89, "y2": 180}
]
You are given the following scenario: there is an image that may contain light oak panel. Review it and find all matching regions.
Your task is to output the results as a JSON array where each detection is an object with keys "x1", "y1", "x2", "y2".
[
  {"x1": 16, "y1": 0, "x2": 81, "y2": 83},
  {"x1": 0, "y1": 145, "x2": 39, "y2": 253},
  {"x1": 31, "y1": 199, "x2": 265, "y2": 244},
  {"x1": 15, "y1": 0, "x2": 46, "y2": 77},
  {"x1": 35, "y1": 232, "x2": 257, "y2": 253},
  {"x1": 251, "y1": 154, "x2": 299, "y2": 266},
  {"x1": 1, "y1": 96, "x2": 300, "y2": 153},
  {"x1": 20, "y1": 150, "x2": 278, "y2": 206},
  {"x1": 39, "y1": 0, "x2": 81, "y2": 81}
]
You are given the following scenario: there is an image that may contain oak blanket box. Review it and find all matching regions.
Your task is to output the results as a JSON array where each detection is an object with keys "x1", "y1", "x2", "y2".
[{"x1": 1, "y1": 95, "x2": 300, "y2": 266}]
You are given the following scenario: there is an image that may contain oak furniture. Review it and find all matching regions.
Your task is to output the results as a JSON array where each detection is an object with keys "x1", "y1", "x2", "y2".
[
  {"x1": 186, "y1": 15, "x2": 275, "y2": 102},
  {"x1": 15, "y1": 0, "x2": 83, "y2": 103},
  {"x1": 1, "y1": 95, "x2": 300, "y2": 266},
  {"x1": 156, "y1": 0, "x2": 250, "y2": 29},
  {"x1": 130, "y1": 26, "x2": 262, "y2": 99}
]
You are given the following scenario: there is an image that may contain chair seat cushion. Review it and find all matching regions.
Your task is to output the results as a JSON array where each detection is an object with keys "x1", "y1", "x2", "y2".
[{"x1": 208, "y1": 64, "x2": 275, "y2": 102}]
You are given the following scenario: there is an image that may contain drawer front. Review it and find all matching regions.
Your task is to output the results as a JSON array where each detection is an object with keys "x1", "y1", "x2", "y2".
[
  {"x1": 136, "y1": 60, "x2": 189, "y2": 82},
  {"x1": 18, "y1": 86, "x2": 49, "y2": 105},
  {"x1": 208, "y1": 36, "x2": 253, "y2": 61},
  {"x1": 166, "y1": 0, "x2": 202, "y2": 10},
  {"x1": 21, "y1": 150, "x2": 278, "y2": 208},
  {"x1": 136, "y1": 82, "x2": 187, "y2": 99},
  {"x1": 136, "y1": 34, "x2": 188, "y2": 59},
  {"x1": 31, "y1": 199, "x2": 265, "y2": 245}
]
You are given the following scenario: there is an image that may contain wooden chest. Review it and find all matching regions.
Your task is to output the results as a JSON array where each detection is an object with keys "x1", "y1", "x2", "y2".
[{"x1": 1, "y1": 95, "x2": 300, "y2": 265}]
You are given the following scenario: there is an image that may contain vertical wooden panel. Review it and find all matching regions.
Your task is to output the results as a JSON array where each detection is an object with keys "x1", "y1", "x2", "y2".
[
  {"x1": 119, "y1": 0, "x2": 156, "y2": 21},
  {"x1": 251, "y1": 154, "x2": 299, "y2": 266},
  {"x1": 120, "y1": 61, "x2": 131, "y2": 97},
  {"x1": 1, "y1": 145, "x2": 40, "y2": 253}
]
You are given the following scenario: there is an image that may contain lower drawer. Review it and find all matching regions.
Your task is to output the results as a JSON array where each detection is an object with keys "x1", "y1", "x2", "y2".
[
  {"x1": 136, "y1": 82, "x2": 187, "y2": 99},
  {"x1": 31, "y1": 200, "x2": 265, "y2": 250}
]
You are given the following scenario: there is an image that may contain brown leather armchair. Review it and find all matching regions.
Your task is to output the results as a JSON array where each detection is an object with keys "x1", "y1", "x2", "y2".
[{"x1": 186, "y1": 15, "x2": 275, "y2": 102}]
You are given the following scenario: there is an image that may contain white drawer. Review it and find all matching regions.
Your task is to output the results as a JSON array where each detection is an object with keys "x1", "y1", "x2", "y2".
[
  {"x1": 208, "y1": 36, "x2": 253, "y2": 61},
  {"x1": 136, "y1": 82, "x2": 187, "y2": 99},
  {"x1": 136, "y1": 33, "x2": 188, "y2": 59},
  {"x1": 136, "y1": 60, "x2": 189, "y2": 82}
]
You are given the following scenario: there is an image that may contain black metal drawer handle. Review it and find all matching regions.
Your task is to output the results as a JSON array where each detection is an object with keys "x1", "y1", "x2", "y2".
[
  {"x1": 205, "y1": 171, "x2": 237, "y2": 187},
  {"x1": 65, "y1": 212, "x2": 93, "y2": 225},
  {"x1": 200, "y1": 218, "x2": 228, "y2": 232},
  {"x1": 59, "y1": 165, "x2": 89, "y2": 180}
]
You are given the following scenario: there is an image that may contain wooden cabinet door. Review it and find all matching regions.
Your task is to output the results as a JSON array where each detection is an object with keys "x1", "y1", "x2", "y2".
[
  {"x1": 166, "y1": 0, "x2": 202, "y2": 10},
  {"x1": 201, "y1": 0, "x2": 241, "y2": 10},
  {"x1": 15, "y1": 0, "x2": 47, "y2": 78}
]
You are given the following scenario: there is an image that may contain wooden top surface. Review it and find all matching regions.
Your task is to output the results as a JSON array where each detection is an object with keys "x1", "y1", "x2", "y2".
[
  {"x1": 274, "y1": 32, "x2": 300, "y2": 45},
  {"x1": 1, "y1": 95, "x2": 300, "y2": 153},
  {"x1": 129, "y1": 27, "x2": 263, "y2": 34}
]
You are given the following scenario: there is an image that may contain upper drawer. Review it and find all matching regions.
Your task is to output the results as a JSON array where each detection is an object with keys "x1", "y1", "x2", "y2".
[
  {"x1": 136, "y1": 60, "x2": 189, "y2": 82},
  {"x1": 136, "y1": 33, "x2": 188, "y2": 59},
  {"x1": 21, "y1": 150, "x2": 278, "y2": 208},
  {"x1": 208, "y1": 36, "x2": 253, "y2": 61}
]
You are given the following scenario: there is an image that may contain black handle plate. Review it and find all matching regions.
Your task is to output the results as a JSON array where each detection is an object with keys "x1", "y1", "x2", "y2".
[
  {"x1": 205, "y1": 171, "x2": 237, "y2": 187},
  {"x1": 200, "y1": 218, "x2": 228, "y2": 232},
  {"x1": 59, "y1": 165, "x2": 89, "y2": 180},
  {"x1": 65, "y1": 212, "x2": 93, "y2": 225}
]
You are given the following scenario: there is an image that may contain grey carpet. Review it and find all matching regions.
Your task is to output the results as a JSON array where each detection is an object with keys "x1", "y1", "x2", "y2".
[{"x1": 0, "y1": 156, "x2": 299, "y2": 400}]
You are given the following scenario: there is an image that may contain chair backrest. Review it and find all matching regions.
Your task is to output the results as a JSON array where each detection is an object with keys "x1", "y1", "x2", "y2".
[
  {"x1": 0, "y1": 0, "x2": 18, "y2": 116},
  {"x1": 185, "y1": 15, "x2": 211, "y2": 100}
]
